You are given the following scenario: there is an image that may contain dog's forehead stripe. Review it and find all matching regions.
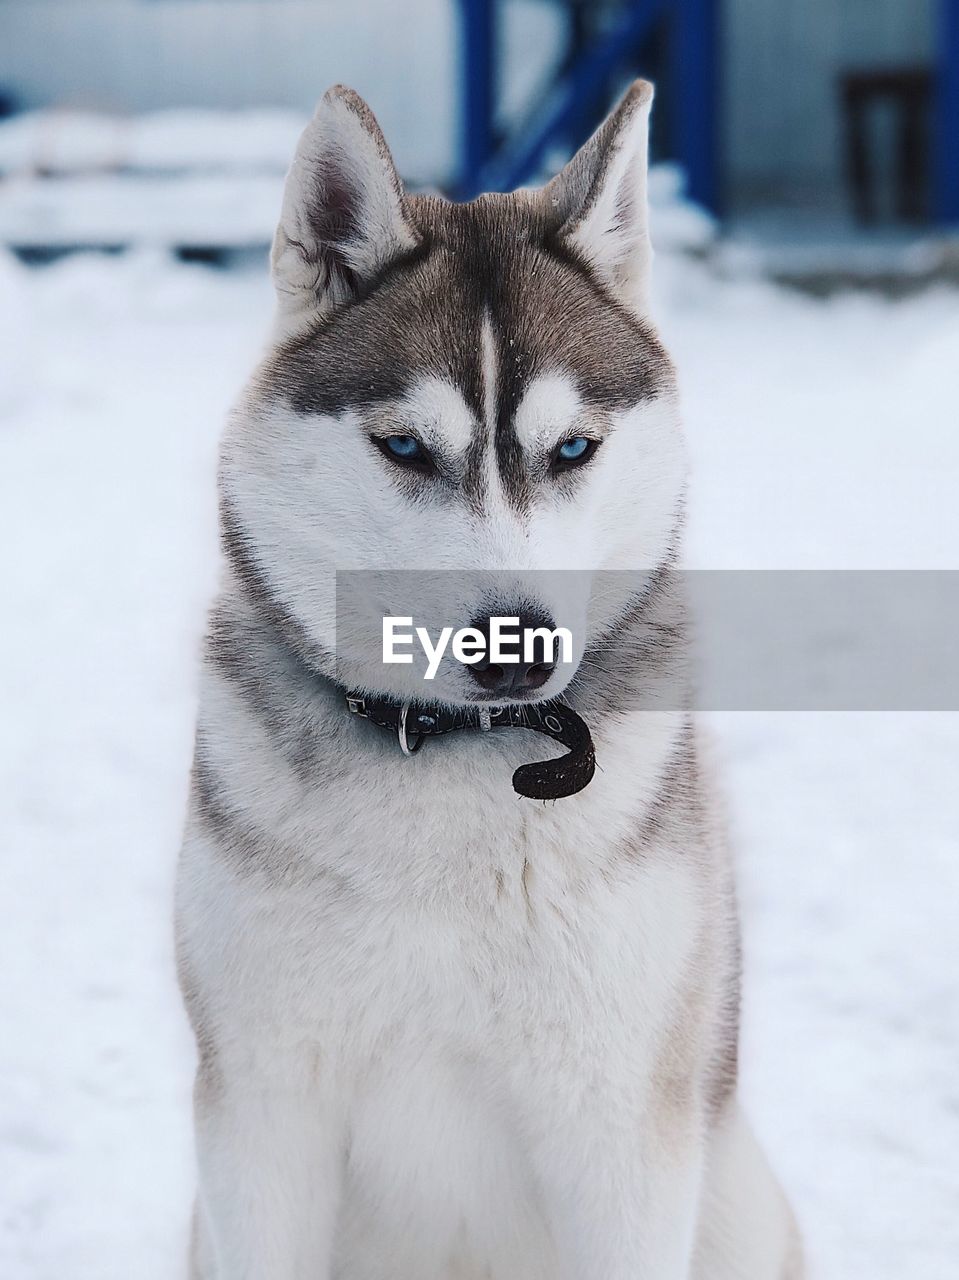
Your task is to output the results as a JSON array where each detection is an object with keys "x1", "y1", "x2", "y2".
[
  {"x1": 492, "y1": 316, "x2": 537, "y2": 509},
  {"x1": 480, "y1": 312, "x2": 498, "y2": 436}
]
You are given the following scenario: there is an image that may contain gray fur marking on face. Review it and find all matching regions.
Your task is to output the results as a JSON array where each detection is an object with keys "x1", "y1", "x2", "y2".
[
  {"x1": 217, "y1": 490, "x2": 347, "y2": 686},
  {"x1": 205, "y1": 599, "x2": 347, "y2": 782},
  {"x1": 262, "y1": 192, "x2": 672, "y2": 511}
]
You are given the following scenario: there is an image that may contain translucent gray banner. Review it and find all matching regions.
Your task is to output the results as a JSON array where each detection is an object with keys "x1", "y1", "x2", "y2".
[{"x1": 333, "y1": 570, "x2": 959, "y2": 710}]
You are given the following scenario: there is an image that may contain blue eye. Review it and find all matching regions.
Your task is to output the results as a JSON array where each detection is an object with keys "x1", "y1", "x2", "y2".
[
  {"x1": 384, "y1": 435, "x2": 422, "y2": 460},
  {"x1": 559, "y1": 437, "x2": 589, "y2": 460},
  {"x1": 556, "y1": 436, "x2": 596, "y2": 467},
  {"x1": 374, "y1": 433, "x2": 434, "y2": 473}
]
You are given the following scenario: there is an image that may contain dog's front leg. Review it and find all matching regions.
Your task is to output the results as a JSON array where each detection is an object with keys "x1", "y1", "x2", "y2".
[
  {"x1": 529, "y1": 1105, "x2": 704, "y2": 1280},
  {"x1": 192, "y1": 1071, "x2": 341, "y2": 1280}
]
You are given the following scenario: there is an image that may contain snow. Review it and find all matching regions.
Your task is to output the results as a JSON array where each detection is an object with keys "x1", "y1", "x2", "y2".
[
  {"x1": 0, "y1": 109, "x2": 719, "y2": 253},
  {"x1": 0, "y1": 108, "x2": 304, "y2": 249},
  {"x1": 0, "y1": 108, "x2": 308, "y2": 177},
  {"x1": 0, "y1": 172, "x2": 290, "y2": 250},
  {"x1": 1, "y1": 180, "x2": 958, "y2": 1278}
]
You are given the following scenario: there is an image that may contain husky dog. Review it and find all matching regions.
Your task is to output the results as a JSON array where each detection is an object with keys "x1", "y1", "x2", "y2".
[{"x1": 176, "y1": 82, "x2": 801, "y2": 1279}]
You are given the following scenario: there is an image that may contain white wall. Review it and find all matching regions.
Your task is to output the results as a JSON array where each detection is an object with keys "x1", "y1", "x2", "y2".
[
  {"x1": 0, "y1": 0, "x2": 564, "y2": 185},
  {"x1": 0, "y1": 1, "x2": 456, "y2": 181},
  {"x1": 724, "y1": 0, "x2": 935, "y2": 205}
]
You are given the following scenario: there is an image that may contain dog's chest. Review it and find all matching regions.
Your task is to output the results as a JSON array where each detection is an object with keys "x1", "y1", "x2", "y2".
[
  {"x1": 195, "y1": 705, "x2": 704, "y2": 1071},
  {"x1": 263, "y1": 815, "x2": 703, "y2": 1280},
  {"x1": 227, "y1": 792, "x2": 702, "y2": 1084},
  {"x1": 182, "y1": 702, "x2": 713, "y2": 1276}
]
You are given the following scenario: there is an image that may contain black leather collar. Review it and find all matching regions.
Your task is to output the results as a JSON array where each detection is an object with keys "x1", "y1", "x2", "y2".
[{"x1": 345, "y1": 693, "x2": 596, "y2": 800}]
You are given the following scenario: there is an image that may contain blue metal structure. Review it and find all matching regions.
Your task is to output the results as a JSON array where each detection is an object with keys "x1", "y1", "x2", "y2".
[
  {"x1": 668, "y1": 0, "x2": 718, "y2": 212},
  {"x1": 936, "y1": 0, "x2": 959, "y2": 221},
  {"x1": 458, "y1": 0, "x2": 959, "y2": 224},
  {"x1": 455, "y1": 0, "x2": 719, "y2": 211},
  {"x1": 460, "y1": 0, "x2": 499, "y2": 203}
]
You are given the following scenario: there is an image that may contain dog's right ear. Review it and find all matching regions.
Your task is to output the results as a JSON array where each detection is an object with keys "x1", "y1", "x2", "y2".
[
  {"x1": 544, "y1": 80, "x2": 654, "y2": 316},
  {"x1": 271, "y1": 86, "x2": 418, "y2": 334}
]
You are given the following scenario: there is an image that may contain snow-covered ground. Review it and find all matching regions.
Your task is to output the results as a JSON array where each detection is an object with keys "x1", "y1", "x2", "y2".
[{"x1": 1, "y1": 209, "x2": 958, "y2": 1278}]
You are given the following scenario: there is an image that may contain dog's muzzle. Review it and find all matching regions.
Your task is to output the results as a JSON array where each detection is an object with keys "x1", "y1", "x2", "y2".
[{"x1": 345, "y1": 695, "x2": 596, "y2": 800}]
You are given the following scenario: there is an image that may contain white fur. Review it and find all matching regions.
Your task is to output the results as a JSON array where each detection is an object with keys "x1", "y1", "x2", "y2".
[
  {"x1": 511, "y1": 371, "x2": 584, "y2": 453},
  {"x1": 180, "y1": 682, "x2": 798, "y2": 1279}
]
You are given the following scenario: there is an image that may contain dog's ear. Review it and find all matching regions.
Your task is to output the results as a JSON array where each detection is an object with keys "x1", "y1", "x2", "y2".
[
  {"x1": 271, "y1": 85, "x2": 418, "y2": 332},
  {"x1": 544, "y1": 80, "x2": 654, "y2": 315}
]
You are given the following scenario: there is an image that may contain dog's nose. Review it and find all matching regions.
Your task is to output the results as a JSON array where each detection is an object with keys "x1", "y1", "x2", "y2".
[{"x1": 466, "y1": 608, "x2": 557, "y2": 698}]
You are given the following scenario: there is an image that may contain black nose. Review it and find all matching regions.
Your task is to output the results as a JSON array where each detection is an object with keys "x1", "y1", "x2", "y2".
[{"x1": 466, "y1": 608, "x2": 557, "y2": 698}]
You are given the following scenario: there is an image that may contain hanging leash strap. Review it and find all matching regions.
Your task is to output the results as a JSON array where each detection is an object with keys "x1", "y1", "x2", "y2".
[{"x1": 345, "y1": 694, "x2": 596, "y2": 800}]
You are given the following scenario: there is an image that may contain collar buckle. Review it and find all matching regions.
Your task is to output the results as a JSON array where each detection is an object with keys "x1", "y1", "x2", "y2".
[{"x1": 397, "y1": 701, "x2": 425, "y2": 756}]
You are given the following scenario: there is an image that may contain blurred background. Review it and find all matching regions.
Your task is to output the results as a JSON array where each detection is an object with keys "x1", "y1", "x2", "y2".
[
  {"x1": 1, "y1": 0, "x2": 959, "y2": 275},
  {"x1": 0, "y1": 4, "x2": 957, "y2": 1280}
]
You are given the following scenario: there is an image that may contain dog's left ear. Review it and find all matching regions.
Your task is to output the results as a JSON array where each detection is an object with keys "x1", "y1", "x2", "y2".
[
  {"x1": 271, "y1": 85, "x2": 419, "y2": 334},
  {"x1": 545, "y1": 80, "x2": 654, "y2": 315}
]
